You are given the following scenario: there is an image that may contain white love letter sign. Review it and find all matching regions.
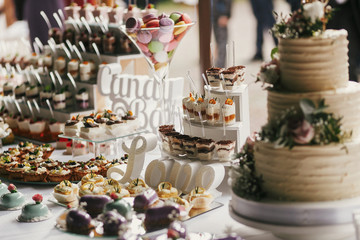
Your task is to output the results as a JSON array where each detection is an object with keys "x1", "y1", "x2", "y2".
[
  {"x1": 107, "y1": 133, "x2": 157, "y2": 183},
  {"x1": 145, "y1": 158, "x2": 226, "y2": 194}
]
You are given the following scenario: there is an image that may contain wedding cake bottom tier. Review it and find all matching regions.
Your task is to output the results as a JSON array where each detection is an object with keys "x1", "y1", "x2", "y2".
[{"x1": 254, "y1": 140, "x2": 360, "y2": 201}]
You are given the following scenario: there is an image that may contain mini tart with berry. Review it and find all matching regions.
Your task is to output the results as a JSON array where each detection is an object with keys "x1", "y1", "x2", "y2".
[
  {"x1": 81, "y1": 172, "x2": 104, "y2": 186},
  {"x1": 18, "y1": 141, "x2": 36, "y2": 154},
  {"x1": 26, "y1": 155, "x2": 45, "y2": 167},
  {"x1": 88, "y1": 155, "x2": 109, "y2": 176},
  {"x1": 79, "y1": 182, "x2": 104, "y2": 197},
  {"x1": 47, "y1": 166, "x2": 72, "y2": 182},
  {"x1": 103, "y1": 179, "x2": 130, "y2": 198},
  {"x1": 53, "y1": 180, "x2": 78, "y2": 203},
  {"x1": 187, "y1": 187, "x2": 213, "y2": 209},
  {"x1": 64, "y1": 160, "x2": 80, "y2": 170},
  {"x1": 73, "y1": 163, "x2": 100, "y2": 181},
  {"x1": 7, "y1": 162, "x2": 31, "y2": 180},
  {"x1": 104, "y1": 155, "x2": 128, "y2": 172},
  {"x1": 126, "y1": 178, "x2": 149, "y2": 196},
  {"x1": 38, "y1": 143, "x2": 55, "y2": 159},
  {"x1": 156, "y1": 182, "x2": 179, "y2": 199},
  {"x1": 41, "y1": 158, "x2": 59, "y2": 169},
  {"x1": 23, "y1": 165, "x2": 48, "y2": 182}
]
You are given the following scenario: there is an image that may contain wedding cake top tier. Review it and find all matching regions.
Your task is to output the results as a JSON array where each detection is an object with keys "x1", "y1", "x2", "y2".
[{"x1": 279, "y1": 29, "x2": 349, "y2": 92}]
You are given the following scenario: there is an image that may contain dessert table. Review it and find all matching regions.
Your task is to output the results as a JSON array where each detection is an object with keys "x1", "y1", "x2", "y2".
[{"x1": 0, "y1": 144, "x2": 283, "y2": 240}]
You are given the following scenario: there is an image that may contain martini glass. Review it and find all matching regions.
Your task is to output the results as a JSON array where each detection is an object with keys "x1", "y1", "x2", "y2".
[{"x1": 121, "y1": 21, "x2": 195, "y2": 124}]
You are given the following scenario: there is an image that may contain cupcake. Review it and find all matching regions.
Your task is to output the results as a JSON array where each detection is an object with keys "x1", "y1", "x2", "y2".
[
  {"x1": 67, "y1": 59, "x2": 79, "y2": 79},
  {"x1": 76, "y1": 88, "x2": 89, "y2": 109},
  {"x1": 206, "y1": 98, "x2": 220, "y2": 125},
  {"x1": 53, "y1": 180, "x2": 78, "y2": 203},
  {"x1": 0, "y1": 184, "x2": 25, "y2": 209},
  {"x1": 222, "y1": 98, "x2": 236, "y2": 125}
]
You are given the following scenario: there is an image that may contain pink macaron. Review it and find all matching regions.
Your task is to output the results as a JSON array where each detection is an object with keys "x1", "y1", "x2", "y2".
[
  {"x1": 164, "y1": 39, "x2": 178, "y2": 52},
  {"x1": 143, "y1": 13, "x2": 157, "y2": 24}
]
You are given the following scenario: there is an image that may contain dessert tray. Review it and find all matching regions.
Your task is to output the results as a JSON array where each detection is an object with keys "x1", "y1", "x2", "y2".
[{"x1": 230, "y1": 192, "x2": 358, "y2": 240}]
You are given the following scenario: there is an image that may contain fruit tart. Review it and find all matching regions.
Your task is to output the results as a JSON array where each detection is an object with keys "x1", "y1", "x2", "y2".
[
  {"x1": 23, "y1": 165, "x2": 48, "y2": 182},
  {"x1": 156, "y1": 182, "x2": 179, "y2": 199},
  {"x1": 79, "y1": 182, "x2": 104, "y2": 197},
  {"x1": 47, "y1": 166, "x2": 72, "y2": 182},
  {"x1": 126, "y1": 178, "x2": 149, "y2": 196},
  {"x1": 53, "y1": 180, "x2": 78, "y2": 203},
  {"x1": 81, "y1": 172, "x2": 105, "y2": 186}
]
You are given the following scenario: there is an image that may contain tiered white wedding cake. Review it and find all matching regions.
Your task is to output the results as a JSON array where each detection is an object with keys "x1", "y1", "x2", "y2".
[{"x1": 233, "y1": 1, "x2": 360, "y2": 202}]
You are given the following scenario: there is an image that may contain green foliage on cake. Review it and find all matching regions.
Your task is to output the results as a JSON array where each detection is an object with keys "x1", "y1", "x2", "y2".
[
  {"x1": 260, "y1": 99, "x2": 351, "y2": 149},
  {"x1": 231, "y1": 139, "x2": 265, "y2": 201}
]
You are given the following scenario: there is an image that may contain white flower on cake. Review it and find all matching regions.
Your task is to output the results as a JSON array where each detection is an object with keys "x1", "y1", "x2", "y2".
[
  {"x1": 303, "y1": 1, "x2": 326, "y2": 23},
  {"x1": 257, "y1": 58, "x2": 280, "y2": 86}
]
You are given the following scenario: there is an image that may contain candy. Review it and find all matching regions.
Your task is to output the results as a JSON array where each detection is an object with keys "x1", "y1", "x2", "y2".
[
  {"x1": 137, "y1": 30, "x2": 152, "y2": 44},
  {"x1": 180, "y1": 13, "x2": 192, "y2": 24},
  {"x1": 146, "y1": 19, "x2": 160, "y2": 28},
  {"x1": 148, "y1": 41, "x2": 164, "y2": 53},
  {"x1": 173, "y1": 21, "x2": 187, "y2": 35},
  {"x1": 164, "y1": 39, "x2": 179, "y2": 52},
  {"x1": 137, "y1": 41, "x2": 150, "y2": 53},
  {"x1": 169, "y1": 12, "x2": 181, "y2": 23},
  {"x1": 126, "y1": 17, "x2": 141, "y2": 33},
  {"x1": 154, "y1": 51, "x2": 168, "y2": 63},
  {"x1": 143, "y1": 13, "x2": 157, "y2": 23},
  {"x1": 158, "y1": 31, "x2": 173, "y2": 43}
]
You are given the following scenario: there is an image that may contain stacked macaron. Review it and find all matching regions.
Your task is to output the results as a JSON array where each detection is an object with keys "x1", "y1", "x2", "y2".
[{"x1": 125, "y1": 12, "x2": 193, "y2": 71}]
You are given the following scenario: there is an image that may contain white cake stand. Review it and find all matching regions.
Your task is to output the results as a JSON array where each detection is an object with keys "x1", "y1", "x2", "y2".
[{"x1": 230, "y1": 192, "x2": 359, "y2": 240}]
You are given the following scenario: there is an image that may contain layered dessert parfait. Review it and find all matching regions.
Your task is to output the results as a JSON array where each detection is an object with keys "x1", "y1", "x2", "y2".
[
  {"x1": 40, "y1": 85, "x2": 53, "y2": 106},
  {"x1": 64, "y1": 2, "x2": 81, "y2": 20},
  {"x1": 3, "y1": 82, "x2": 13, "y2": 96},
  {"x1": 90, "y1": 60, "x2": 97, "y2": 78},
  {"x1": 49, "y1": 118, "x2": 65, "y2": 135},
  {"x1": 17, "y1": 116, "x2": 31, "y2": 133},
  {"x1": 171, "y1": 134, "x2": 189, "y2": 155},
  {"x1": 63, "y1": 29, "x2": 75, "y2": 45},
  {"x1": 206, "y1": 98, "x2": 220, "y2": 125},
  {"x1": 193, "y1": 96, "x2": 207, "y2": 122},
  {"x1": 103, "y1": 32, "x2": 116, "y2": 54},
  {"x1": 108, "y1": 5, "x2": 124, "y2": 24},
  {"x1": 182, "y1": 136, "x2": 200, "y2": 157},
  {"x1": 29, "y1": 52, "x2": 40, "y2": 68},
  {"x1": 63, "y1": 85, "x2": 73, "y2": 106},
  {"x1": 67, "y1": 59, "x2": 79, "y2": 79},
  {"x1": 49, "y1": 27, "x2": 62, "y2": 44},
  {"x1": 123, "y1": 4, "x2": 141, "y2": 22},
  {"x1": 215, "y1": 140, "x2": 236, "y2": 161},
  {"x1": 25, "y1": 85, "x2": 40, "y2": 100},
  {"x1": 14, "y1": 83, "x2": 26, "y2": 99},
  {"x1": 29, "y1": 118, "x2": 46, "y2": 135},
  {"x1": 43, "y1": 53, "x2": 53, "y2": 70},
  {"x1": 89, "y1": 32, "x2": 102, "y2": 53},
  {"x1": 77, "y1": 31, "x2": 90, "y2": 51},
  {"x1": 53, "y1": 91, "x2": 66, "y2": 110},
  {"x1": 79, "y1": 3, "x2": 95, "y2": 21},
  {"x1": 54, "y1": 56, "x2": 66, "y2": 75},
  {"x1": 196, "y1": 138, "x2": 215, "y2": 160},
  {"x1": 75, "y1": 88, "x2": 89, "y2": 109},
  {"x1": 79, "y1": 61, "x2": 91, "y2": 81},
  {"x1": 221, "y1": 66, "x2": 245, "y2": 90},
  {"x1": 222, "y1": 98, "x2": 236, "y2": 125},
  {"x1": 206, "y1": 67, "x2": 223, "y2": 88}
]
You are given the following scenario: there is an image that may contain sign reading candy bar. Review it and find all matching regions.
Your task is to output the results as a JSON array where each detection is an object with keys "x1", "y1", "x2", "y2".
[{"x1": 145, "y1": 158, "x2": 225, "y2": 194}]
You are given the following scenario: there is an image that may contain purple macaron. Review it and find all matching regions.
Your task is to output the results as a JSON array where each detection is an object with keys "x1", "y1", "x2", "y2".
[
  {"x1": 159, "y1": 17, "x2": 174, "y2": 32},
  {"x1": 143, "y1": 13, "x2": 157, "y2": 24},
  {"x1": 137, "y1": 30, "x2": 152, "y2": 44}
]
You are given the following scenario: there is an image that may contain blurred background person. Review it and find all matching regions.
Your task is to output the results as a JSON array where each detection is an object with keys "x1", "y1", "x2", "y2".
[
  {"x1": 249, "y1": 0, "x2": 277, "y2": 61},
  {"x1": 327, "y1": 0, "x2": 360, "y2": 82},
  {"x1": 212, "y1": 0, "x2": 232, "y2": 68}
]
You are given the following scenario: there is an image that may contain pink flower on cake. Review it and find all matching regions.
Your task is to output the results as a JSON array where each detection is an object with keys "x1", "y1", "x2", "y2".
[
  {"x1": 291, "y1": 120, "x2": 315, "y2": 144},
  {"x1": 32, "y1": 194, "x2": 43, "y2": 204},
  {"x1": 8, "y1": 184, "x2": 17, "y2": 193},
  {"x1": 257, "y1": 58, "x2": 280, "y2": 86}
]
